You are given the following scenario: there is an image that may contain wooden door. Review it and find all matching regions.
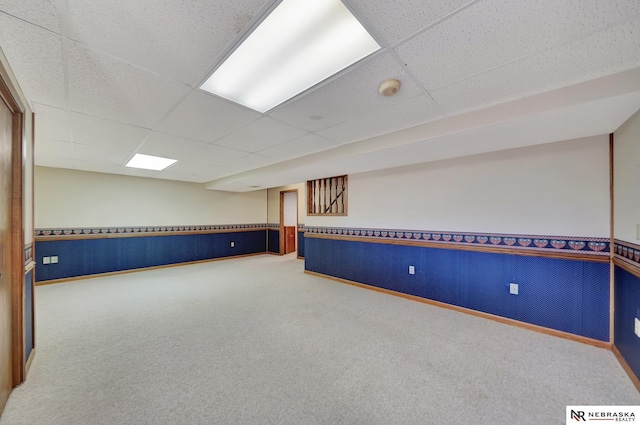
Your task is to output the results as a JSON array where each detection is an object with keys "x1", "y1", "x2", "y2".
[
  {"x1": 284, "y1": 226, "x2": 296, "y2": 254},
  {"x1": 0, "y1": 94, "x2": 13, "y2": 413}
]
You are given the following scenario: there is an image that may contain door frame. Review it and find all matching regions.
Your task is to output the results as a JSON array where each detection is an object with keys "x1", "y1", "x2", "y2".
[
  {"x1": 279, "y1": 189, "x2": 298, "y2": 255},
  {"x1": 0, "y1": 60, "x2": 25, "y2": 389}
]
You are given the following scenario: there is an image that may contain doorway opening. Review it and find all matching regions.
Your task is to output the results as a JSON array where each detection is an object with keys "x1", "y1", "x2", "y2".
[{"x1": 279, "y1": 190, "x2": 298, "y2": 255}]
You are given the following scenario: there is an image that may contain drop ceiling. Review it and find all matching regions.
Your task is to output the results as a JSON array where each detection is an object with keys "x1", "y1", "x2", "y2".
[{"x1": 0, "y1": 0, "x2": 639, "y2": 191}]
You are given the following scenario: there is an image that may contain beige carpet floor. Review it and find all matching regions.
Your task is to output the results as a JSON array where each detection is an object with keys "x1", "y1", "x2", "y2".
[{"x1": 1, "y1": 254, "x2": 638, "y2": 425}]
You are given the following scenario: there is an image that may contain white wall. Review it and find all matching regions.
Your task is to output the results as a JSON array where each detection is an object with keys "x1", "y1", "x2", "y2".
[
  {"x1": 614, "y1": 108, "x2": 640, "y2": 243},
  {"x1": 267, "y1": 182, "x2": 306, "y2": 224},
  {"x1": 35, "y1": 167, "x2": 267, "y2": 228},
  {"x1": 306, "y1": 136, "x2": 610, "y2": 237},
  {"x1": 35, "y1": 133, "x2": 613, "y2": 236}
]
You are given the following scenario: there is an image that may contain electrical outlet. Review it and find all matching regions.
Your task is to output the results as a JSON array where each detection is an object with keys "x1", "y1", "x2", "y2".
[
  {"x1": 230, "y1": 241, "x2": 235, "y2": 247},
  {"x1": 51, "y1": 256, "x2": 58, "y2": 264},
  {"x1": 509, "y1": 283, "x2": 519, "y2": 295},
  {"x1": 635, "y1": 318, "x2": 640, "y2": 338},
  {"x1": 42, "y1": 257, "x2": 50, "y2": 265},
  {"x1": 408, "y1": 265, "x2": 415, "y2": 275}
]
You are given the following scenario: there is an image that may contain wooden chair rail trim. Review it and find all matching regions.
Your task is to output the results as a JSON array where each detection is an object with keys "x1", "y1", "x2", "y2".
[
  {"x1": 35, "y1": 227, "x2": 268, "y2": 241},
  {"x1": 613, "y1": 257, "x2": 640, "y2": 279},
  {"x1": 24, "y1": 261, "x2": 35, "y2": 274},
  {"x1": 305, "y1": 233, "x2": 609, "y2": 263}
]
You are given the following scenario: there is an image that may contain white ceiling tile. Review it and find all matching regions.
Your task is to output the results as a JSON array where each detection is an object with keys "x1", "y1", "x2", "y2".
[
  {"x1": 68, "y1": 162, "x2": 168, "y2": 180},
  {"x1": 71, "y1": 143, "x2": 134, "y2": 165},
  {"x1": 348, "y1": 0, "x2": 471, "y2": 45},
  {"x1": 259, "y1": 134, "x2": 342, "y2": 160},
  {"x1": 318, "y1": 94, "x2": 444, "y2": 144},
  {"x1": 67, "y1": 0, "x2": 267, "y2": 85},
  {"x1": 0, "y1": 0, "x2": 61, "y2": 34},
  {"x1": 222, "y1": 153, "x2": 280, "y2": 173},
  {"x1": 119, "y1": 166, "x2": 171, "y2": 180},
  {"x1": 0, "y1": 14, "x2": 65, "y2": 107},
  {"x1": 34, "y1": 156, "x2": 79, "y2": 169},
  {"x1": 158, "y1": 90, "x2": 260, "y2": 144},
  {"x1": 201, "y1": 144, "x2": 252, "y2": 167},
  {"x1": 6, "y1": 1, "x2": 640, "y2": 188},
  {"x1": 67, "y1": 42, "x2": 191, "y2": 128},
  {"x1": 215, "y1": 117, "x2": 308, "y2": 152},
  {"x1": 72, "y1": 162, "x2": 129, "y2": 176},
  {"x1": 269, "y1": 53, "x2": 423, "y2": 131},
  {"x1": 396, "y1": 0, "x2": 640, "y2": 91},
  {"x1": 431, "y1": 19, "x2": 640, "y2": 115},
  {"x1": 160, "y1": 161, "x2": 228, "y2": 182},
  {"x1": 34, "y1": 139, "x2": 134, "y2": 166},
  {"x1": 71, "y1": 113, "x2": 150, "y2": 150},
  {"x1": 138, "y1": 132, "x2": 210, "y2": 161},
  {"x1": 34, "y1": 138, "x2": 73, "y2": 158},
  {"x1": 163, "y1": 161, "x2": 225, "y2": 176},
  {"x1": 149, "y1": 170, "x2": 209, "y2": 183},
  {"x1": 34, "y1": 103, "x2": 71, "y2": 141}
]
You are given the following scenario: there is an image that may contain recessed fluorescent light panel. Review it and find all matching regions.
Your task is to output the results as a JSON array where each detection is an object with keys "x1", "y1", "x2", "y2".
[
  {"x1": 125, "y1": 154, "x2": 177, "y2": 171},
  {"x1": 199, "y1": 0, "x2": 380, "y2": 113}
]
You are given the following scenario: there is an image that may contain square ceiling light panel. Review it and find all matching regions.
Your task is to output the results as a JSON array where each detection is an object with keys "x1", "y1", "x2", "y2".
[
  {"x1": 199, "y1": 0, "x2": 381, "y2": 113},
  {"x1": 125, "y1": 153, "x2": 177, "y2": 171}
]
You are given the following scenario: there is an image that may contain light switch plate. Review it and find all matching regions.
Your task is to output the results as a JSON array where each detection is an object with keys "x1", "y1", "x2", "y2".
[
  {"x1": 42, "y1": 257, "x2": 50, "y2": 264},
  {"x1": 51, "y1": 256, "x2": 58, "y2": 264},
  {"x1": 408, "y1": 265, "x2": 415, "y2": 275},
  {"x1": 509, "y1": 283, "x2": 519, "y2": 295},
  {"x1": 635, "y1": 317, "x2": 640, "y2": 338},
  {"x1": 230, "y1": 241, "x2": 235, "y2": 247}
]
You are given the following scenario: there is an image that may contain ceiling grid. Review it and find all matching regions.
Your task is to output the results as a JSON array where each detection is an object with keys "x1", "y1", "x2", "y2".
[{"x1": 0, "y1": 0, "x2": 637, "y2": 189}]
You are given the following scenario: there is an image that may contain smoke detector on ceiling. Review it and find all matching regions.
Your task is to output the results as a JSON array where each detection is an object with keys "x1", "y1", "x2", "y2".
[{"x1": 379, "y1": 78, "x2": 401, "y2": 97}]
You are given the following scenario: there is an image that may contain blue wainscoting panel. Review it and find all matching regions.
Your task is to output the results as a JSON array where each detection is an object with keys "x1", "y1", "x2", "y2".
[
  {"x1": 421, "y1": 248, "x2": 463, "y2": 307},
  {"x1": 268, "y1": 229, "x2": 280, "y2": 254},
  {"x1": 305, "y1": 237, "x2": 610, "y2": 341},
  {"x1": 614, "y1": 266, "x2": 640, "y2": 380},
  {"x1": 24, "y1": 269, "x2": 34, "y2": 363},
  {"x1": 35, "y1": 230, "x2": 266, "y2": 282},
  {"x1": 581, "y1": 261, "x2": 612, "y2": 342},
  {"x1": 459, "y1": 250, "x2": 515, "y2": 319},
  {"x1": 298, "y1": 231, "x2": 305, "y2": 258}
]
